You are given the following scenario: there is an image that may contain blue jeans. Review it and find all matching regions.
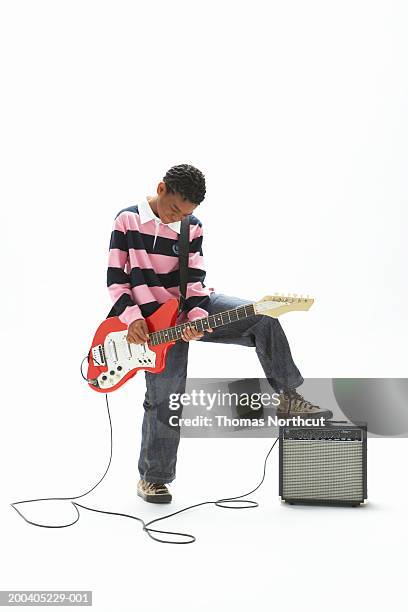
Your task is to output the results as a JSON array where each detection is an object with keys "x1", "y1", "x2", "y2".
[{"x1": 138, "y1": 292, "x2": 304, "y2": 483}]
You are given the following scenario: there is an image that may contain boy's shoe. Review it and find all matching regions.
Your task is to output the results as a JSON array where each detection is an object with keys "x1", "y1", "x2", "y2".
[
  {"x1": 137, "y1": 479, "x2": 172, "y2": 503},
  {"x1": 276, "y1": 388, "x2": 333, "y2": 421}
]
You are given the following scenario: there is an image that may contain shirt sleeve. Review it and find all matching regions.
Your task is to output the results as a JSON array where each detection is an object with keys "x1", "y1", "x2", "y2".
[
  {"x1": 184, "y1": 220, "x2": 212, "y2": 322},
  {"x1": 106, "y1": 213, "x2": 145, "y2": 326}
]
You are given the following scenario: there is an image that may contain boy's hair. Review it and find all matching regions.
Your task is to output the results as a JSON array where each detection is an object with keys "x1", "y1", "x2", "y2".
[{"x1": 162, "y1": 164, "x2": 206, "y2": 205}]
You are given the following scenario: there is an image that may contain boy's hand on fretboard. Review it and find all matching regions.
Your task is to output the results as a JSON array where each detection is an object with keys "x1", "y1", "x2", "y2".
[{"x1": 181, "y1": 323, "x2": 213, "y2": 342}]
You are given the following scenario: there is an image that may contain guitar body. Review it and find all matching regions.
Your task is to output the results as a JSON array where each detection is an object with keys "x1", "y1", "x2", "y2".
[{"x1": 87, "y1": 298, "x2": 180, "y2": 393}]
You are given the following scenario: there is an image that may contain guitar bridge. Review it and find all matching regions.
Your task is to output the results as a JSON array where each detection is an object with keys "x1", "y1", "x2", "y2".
[{"x1": 92, "y1": 344, "x2": 106, "y2": 366}]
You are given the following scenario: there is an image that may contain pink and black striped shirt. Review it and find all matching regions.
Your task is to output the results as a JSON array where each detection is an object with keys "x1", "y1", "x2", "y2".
[{"x1": 107, "y1": 197, "x2": 215, "y2": 326}]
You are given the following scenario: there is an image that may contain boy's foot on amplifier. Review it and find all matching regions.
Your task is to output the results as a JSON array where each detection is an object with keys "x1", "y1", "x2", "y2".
[{"x1": 276, "y1": 388, "x2": 333, "y2": 421}]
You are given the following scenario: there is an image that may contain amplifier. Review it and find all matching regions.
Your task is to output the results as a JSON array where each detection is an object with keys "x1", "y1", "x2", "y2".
[{"x1": 279, "y1": 421, "x2": 367, "y2": 506}]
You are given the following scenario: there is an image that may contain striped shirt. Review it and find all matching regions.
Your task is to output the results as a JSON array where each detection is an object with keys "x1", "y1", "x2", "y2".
[{"x1": 107, "y1": 197, "x2": 215, "y2": 326}]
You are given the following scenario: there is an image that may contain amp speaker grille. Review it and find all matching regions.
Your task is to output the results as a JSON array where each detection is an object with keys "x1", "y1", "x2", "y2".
[{"x1": 279, "y1": 424, "x2": 367, "y2": 505}]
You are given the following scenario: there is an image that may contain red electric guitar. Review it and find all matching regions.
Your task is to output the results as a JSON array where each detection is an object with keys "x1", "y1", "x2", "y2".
[{"x1": 86, "y1": 294, "x2": 314, "y2": 393}]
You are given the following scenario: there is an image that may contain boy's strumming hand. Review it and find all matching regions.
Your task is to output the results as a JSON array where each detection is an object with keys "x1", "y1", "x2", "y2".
[{"x1": 127, "y1": 319, "x2": 150, "y2": 344}]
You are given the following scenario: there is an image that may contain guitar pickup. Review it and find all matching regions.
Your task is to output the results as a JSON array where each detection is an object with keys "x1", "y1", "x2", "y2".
[
  {"x1": 125, "y1": 339, "x2": 133, "y2": 359},
  {"x1": 106, "y1": 338, "x2": 118, "y2": 363}
]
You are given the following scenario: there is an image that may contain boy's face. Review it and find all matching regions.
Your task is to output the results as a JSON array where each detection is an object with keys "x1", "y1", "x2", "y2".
[{"x1": 156, "y1": 181, "x2": 197, "y2": 224}]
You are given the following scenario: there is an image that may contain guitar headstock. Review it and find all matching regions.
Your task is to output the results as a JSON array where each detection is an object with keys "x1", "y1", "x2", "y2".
[{"x1": 254, "y1": 294, "x2": 314, "y2": 318}]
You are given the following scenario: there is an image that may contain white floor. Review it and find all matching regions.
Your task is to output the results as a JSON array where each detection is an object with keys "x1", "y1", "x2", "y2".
[{"x1": 3, "y1": 427, "x2": 406, "y2": 612}]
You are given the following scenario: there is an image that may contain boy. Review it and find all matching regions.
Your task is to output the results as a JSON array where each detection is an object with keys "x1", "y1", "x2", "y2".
[{"x1": 107, "y1": 163, "x2": 332, "y2": 503}]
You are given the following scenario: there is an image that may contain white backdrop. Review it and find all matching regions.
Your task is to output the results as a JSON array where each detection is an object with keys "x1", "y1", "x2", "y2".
[{"x1": 1, "y1": 1, "x2": 407, "y2": 611}]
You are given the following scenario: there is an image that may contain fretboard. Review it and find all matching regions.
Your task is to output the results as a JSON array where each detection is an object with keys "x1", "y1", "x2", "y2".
[{"x1": 149, "y1": 303, "x2": 256, "y2": 346}]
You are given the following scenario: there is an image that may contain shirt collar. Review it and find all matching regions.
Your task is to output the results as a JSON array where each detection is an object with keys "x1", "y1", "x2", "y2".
[{"x1": 139, "y1": 196, "x2": 181, "y2": 234}]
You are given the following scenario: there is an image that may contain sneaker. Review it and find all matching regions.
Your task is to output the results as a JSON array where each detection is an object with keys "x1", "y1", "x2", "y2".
[
  {"x1": 276, "y1": 388, "x2": 333, "y2": 420},
  {"x1": 137, "y1": 479, "x2": 172, "y2": 504}
]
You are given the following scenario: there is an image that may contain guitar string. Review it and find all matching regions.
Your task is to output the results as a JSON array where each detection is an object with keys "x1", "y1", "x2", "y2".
[{"x1": 149, "y1": 295, "x2": 308, "y2": 346}]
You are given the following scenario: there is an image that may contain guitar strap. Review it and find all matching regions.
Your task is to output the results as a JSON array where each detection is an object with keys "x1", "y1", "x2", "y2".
[{"x1": 178, "y1": 214, "x2": 190, "y2": 315}]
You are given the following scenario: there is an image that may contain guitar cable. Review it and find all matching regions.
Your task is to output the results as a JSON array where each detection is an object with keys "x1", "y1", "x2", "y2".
[{"x1": 10, "y1": 354, "x2": 279, "y2": 545}]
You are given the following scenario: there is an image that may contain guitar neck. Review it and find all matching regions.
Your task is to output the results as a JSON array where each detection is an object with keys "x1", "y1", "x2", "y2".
[{"x1": 149, "y1": 303, "x2": 256, "y2": 346}]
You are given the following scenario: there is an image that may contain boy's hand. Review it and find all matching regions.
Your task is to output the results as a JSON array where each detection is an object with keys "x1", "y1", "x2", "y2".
[
  {"x1": 127, "y1": 319, "x2": 150, "y2": 344},
  {"x1": 181, "y1": 323, "x2": 213, "y2": 342},
  {"x1": 126, "y1": 318, "x2": 213, "y2": 344}
]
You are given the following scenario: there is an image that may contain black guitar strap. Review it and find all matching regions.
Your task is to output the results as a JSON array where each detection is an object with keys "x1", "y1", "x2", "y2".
[{"x1": 178, "y1": 215, "x2": 190, "y2": 315}]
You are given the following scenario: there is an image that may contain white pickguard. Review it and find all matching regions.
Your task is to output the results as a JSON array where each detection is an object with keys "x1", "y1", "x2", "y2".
[{"x1": 92, "y1": 330, "x2": 157, "y2": 390}]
